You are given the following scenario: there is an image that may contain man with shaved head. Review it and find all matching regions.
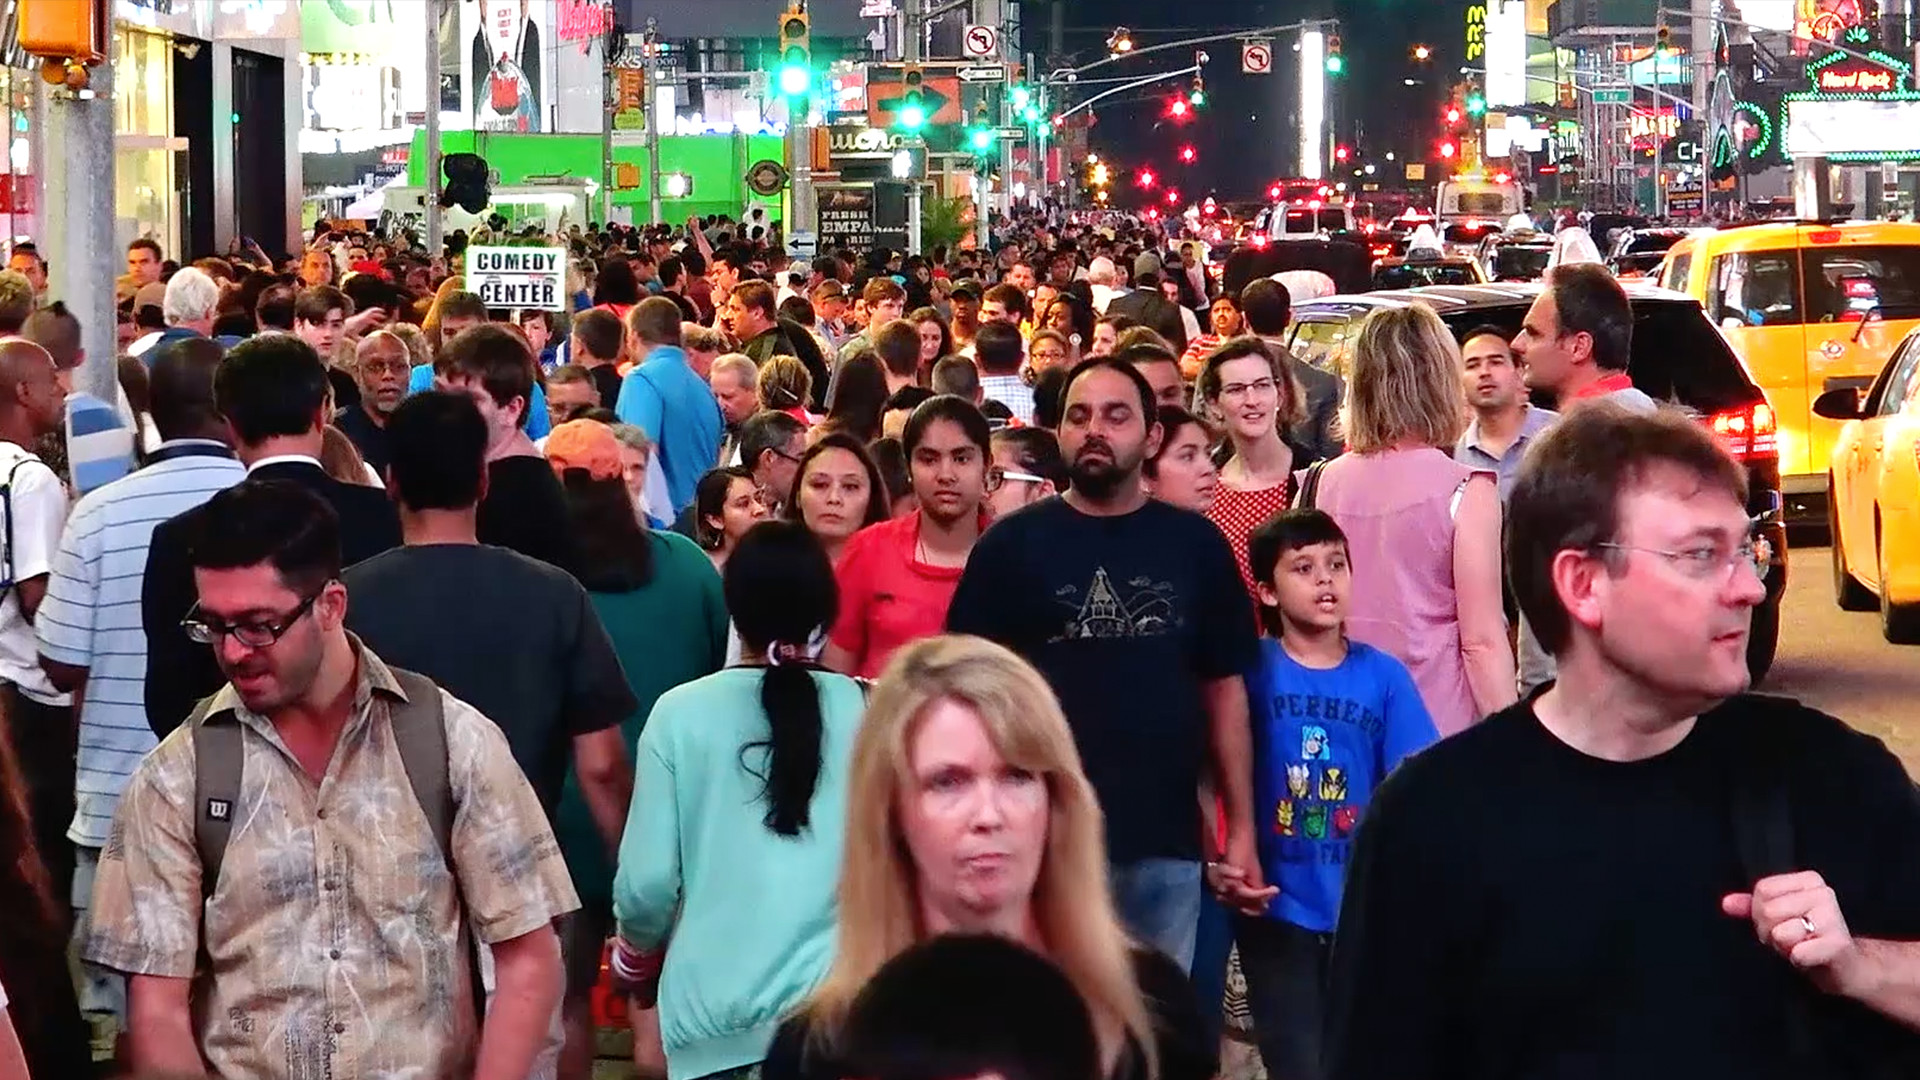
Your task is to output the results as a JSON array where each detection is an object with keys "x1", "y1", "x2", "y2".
[
  {"x1": 0, "y1": 337, "x2": 82, "y2": 905},
  {"x1": 35, "y1": 337, "x2": 243, "y2": 1020},
  {"x1": 334, "y1": 330, "x2": 409, "y2": 475}
]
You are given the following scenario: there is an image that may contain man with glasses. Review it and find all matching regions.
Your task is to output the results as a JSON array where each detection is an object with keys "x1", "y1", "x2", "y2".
[
  {"x1": 144, "y1": 334, "x2": 401, "y2": 739},
  {"x1": 332, "y1": 330, "x2": 409, "y2": 476},
  {"x1": 1327, "y1": 405, "x2": 1920, "y2": 1079},
  {"x1": 88, "y1": 479, "x2": 578, "y2": 1080},
  {"x1": 734, "y1": 410, "x2": 807, "y2": 517}
]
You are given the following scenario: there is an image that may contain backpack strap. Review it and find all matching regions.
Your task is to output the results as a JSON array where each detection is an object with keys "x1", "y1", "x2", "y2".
[
  {"x1": 190, "y1": 695, "x2": 243, "y2": 900},
  {"x1": 1294, "y1": 458, "x2": 1330, "y2": 511},
  {"x1": 385, "y1": 668, "x2": 454, "y2": 871}
]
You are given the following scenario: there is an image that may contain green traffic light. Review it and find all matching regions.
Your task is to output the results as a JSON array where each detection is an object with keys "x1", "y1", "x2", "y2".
[
  {"x1": 899, "y1": 101, "x2": 927, "y2": 130},
  {"x1": 1011, "y1": 86, "x2": 1031, "y2": 110},
  {"x1": 1189, "y1": 89, "x2": 1206, "y2": 106},
  {"x1": 1021, "y1": 104, "x2": 1040, "y2": 123},
  {"x1": 1325, "y1": 54, "x2": 1345, "y2": 75},
  {"x1": 778, "y1": 64, "x2": 810, "y2": 97},
  {"x1": 970, "y1": 128, "x2": 994, "y2": 151},
  {"x1": 1466, "y1": 93, "x2": 1486, "y2": 115}
]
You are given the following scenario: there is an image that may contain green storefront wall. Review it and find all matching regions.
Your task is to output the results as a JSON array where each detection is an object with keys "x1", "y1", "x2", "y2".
[{"x1": 406, "y1": 131, "x2": 788, "y2": 221}]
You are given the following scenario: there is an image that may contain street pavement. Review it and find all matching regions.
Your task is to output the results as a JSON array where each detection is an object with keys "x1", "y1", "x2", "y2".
[{"x1": 1766, "y1": 545, "x2": 1920, "y2": 774}]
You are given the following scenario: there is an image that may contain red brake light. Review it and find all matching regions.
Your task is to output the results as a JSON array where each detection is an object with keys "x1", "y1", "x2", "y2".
[
  {"x1": 1709, "y1": 401, "x2": 1777, "y2": 462},
  {"x1": 1250, "y1": 234, "x2": 1269, "y2": 249},
  {"x1": 1808, "y1": 229, "x2": 1842, "y2": 244}
]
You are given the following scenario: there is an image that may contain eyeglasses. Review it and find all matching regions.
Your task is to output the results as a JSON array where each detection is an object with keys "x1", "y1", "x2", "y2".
[
  {"x1": 1592, "y1": 542, "x2": 1763, "y2": 582},
  {"x1": 181, "y1": 589, "x2": 326, "y2": 649},
  {"x1": 1218, "y1": 377, "x2": 1278, "y2": 401},
  {"x1": 987, "y1": 466, "x2": 1045, "y2": 492}
]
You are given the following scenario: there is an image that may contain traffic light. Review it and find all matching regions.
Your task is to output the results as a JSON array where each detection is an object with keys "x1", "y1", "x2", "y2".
[
  {"x1": 1165, "y1": 189, "x2": 1181, "y2": 205},
  {"x1": 1168, "y1": 97, "x2": 1191, "y2": 120},
  {"x1": 1445, "y1": 105, "x2": 1463, "y2": 125},
  {"x1": 440, "y1": 152, "x2": 492, "y2": 213},
  {"x1": 1439, "y1": 140, "x2": 1457, "y2": 160},
  {"x1": 1326, "y1": 35, "x2": 1345, "y2": 75},
  {"x1": 19, "y1": 0, "x2": 106, "y2": 64},
  {"x1": 1268, "y1": 184, "x2": 1282, "y2": 199},
  {"x1": 1189, "y1": 75, "x2": 1206, "y2": 107},
  {"x1": 1466, "y1": 91, "x2": 1486, "y2": 116},
  {"x1": 1412, "y1": 43, "x2": 1432, "y2": 61},
  {"x1": 1655, "y1": 19, "x2": 1672, "y2": 57},
  {"x1": 1335, "y1": 144, "x2": 1351, "y2": 163},
  {"x1": 967, "y1": 104, "x2": 995, "y2": 152},
  {"x1": 897, "y1": 64, "x2": 928, "y2": 131},
  {"x1": 1178, "y1": 145, "x2": 1196, "y2": 163},
  {"x1": 1107, "y1": 26, "x2": 1134, "y2": 55},
  {"x1": 1090, "y1": 162, "x2": 1111, "y2": 186},
  {"x1": 1137, "y1": 168, "x2": 1157, "y2": 189},
  {"x1": 776, "y1": 8, "x2": 811, "y2": 101}
]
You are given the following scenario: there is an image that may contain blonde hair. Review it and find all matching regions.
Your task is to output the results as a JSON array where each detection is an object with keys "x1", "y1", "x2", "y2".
[
  {"x1": 802, "y1": 635, "x2": 1157, "y2": 1078},
  {"x1": 386, "y1": 322, "x2": 433, "y2": 371},
  {"x1": 759, "y1": 354, "x2": 813, "y2": 412},
  {"x1": 1342, "y1": 304, "x2": 1468, "y2": 453},
  {"x1": 422, "y1": 274, "x2": 467, "y2": 352}
]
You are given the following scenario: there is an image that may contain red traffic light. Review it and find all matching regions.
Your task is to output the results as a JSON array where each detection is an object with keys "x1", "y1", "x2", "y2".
[
  {"x1": 1165, "y1": 189, "x2": 1180, "y2": 205},
  {"x1": 1178, "y1": 145, "x2": 1196, "y2": 163},
  {"x1": 1137, "y1": 169, "x2": 1157, "y2": 188},
  {"x1": 1440, "y1": 140, "x2": 1457, "y2": 159},
  {"x1": 1147, "y1": 207, "x2": 1161, "y2": 220},
  {"x1": 1168, "y1": 98, "x2": 1190, "y2": 119},
  {"x1": 1267, "y1": 184, "x2": 1281, "y2": 199},
  {"x1": 1445, "y1": 106, "x2": 1463, "y2": 125},
  {"x1": 1335, "y1": 145, "x2": 1351, "y2": 163}
]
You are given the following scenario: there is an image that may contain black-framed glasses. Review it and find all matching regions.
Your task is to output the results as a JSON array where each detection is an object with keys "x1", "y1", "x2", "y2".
[{"x1": 181, "y1": 589, "x2": 326, "y2": 649}]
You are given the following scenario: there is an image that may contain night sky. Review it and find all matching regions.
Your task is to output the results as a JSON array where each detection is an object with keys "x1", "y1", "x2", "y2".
[{"x1": 1042, "y1": 0, "x2": 1470, "y2": 202}]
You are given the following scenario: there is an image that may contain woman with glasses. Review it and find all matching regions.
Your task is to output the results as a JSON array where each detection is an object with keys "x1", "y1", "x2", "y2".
[
  {"x1": 693, "y1": 466, "x2": 767, "y2": 572},
  {"x1": 1307, "y1": 304, "x2": 1515, "y2": 735},
  {"x1": 1027, "y1": 329, "x2": 1072, "y2": 379},
  {"x1": 785, "y1": 432, "x2": 890, "y2": 566},
  {"x1": 612, "y1": 520, "x2": 865, "y2": 1080},
  {"x1": 986, "y1": 427, "x2": 1065, "y2": 520},
  {"x1": 763, "y1": 634, "x2": 1215, "y2": 1080},
  {"x1": 1197, "y1": 338, "x2": 1306, "y2": 597},
  {"x1": 1143, "y1": 405, "x2": 1220, "y2": 515}
]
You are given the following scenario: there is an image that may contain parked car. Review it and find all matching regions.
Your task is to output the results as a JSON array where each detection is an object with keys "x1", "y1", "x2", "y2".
[
  {"x1": 1287, "y1": 282, "x2": 1789, "y2": 682},
  {"x1": 1814, "y1": 321, "x2": 1920, "y2": 641}
]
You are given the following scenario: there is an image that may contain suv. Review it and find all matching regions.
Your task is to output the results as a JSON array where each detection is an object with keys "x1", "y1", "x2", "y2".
[
  {"x1": 1286, "y1": 282, "x2": 1788, "y2": 682},
  {"x1": 1659, "y1": 220, "x2": 1920, "y2": 521},
  {"x1": 1478, "y1": 230, "x2": 1556, "y2": 282},
  {"x1": 1608, "y1": 227, "x2": 1692, "y2": 278}
]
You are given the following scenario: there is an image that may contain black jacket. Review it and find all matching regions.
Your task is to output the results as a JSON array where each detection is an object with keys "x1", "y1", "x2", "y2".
[
  {"x1": 1286, "y1": 352, "x2": 1346, "y2": 465},
  {"x1": 1104, "y1": 288, "x2": 1190, "y2": 353},
  {"x1": 142, "y1": 460, "x2": 401, "y2": 738}
]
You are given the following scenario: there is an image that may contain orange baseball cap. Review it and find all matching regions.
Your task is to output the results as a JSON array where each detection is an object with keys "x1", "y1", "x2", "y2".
[{"x1": 544, "y1": 419, "x2": 623, "y2": 483}]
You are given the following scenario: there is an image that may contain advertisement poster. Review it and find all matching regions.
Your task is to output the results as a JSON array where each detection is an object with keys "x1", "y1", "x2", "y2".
[{"x1": 818, "y1": 186, "x2": 877, "y2": 253}]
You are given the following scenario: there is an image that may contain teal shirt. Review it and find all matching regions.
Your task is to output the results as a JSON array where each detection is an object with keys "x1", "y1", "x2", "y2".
[
  {"x1": 555, "y1": 531, "x2": 729, "y2": 908},
  {"x1": 613, "y1": 667, "x2": 866, "y2": 1080}
]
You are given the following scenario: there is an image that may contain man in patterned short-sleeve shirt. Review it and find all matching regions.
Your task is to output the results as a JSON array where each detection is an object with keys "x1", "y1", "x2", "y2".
[{"x1": 85, "y1": 478, "x2": 579, "y2": 1080}]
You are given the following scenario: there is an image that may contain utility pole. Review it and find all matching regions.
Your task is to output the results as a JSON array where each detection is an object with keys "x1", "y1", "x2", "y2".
[
  {"x1": 425, "y1": 2, "x2": 443, "y2": 256},
  {"x1": 47, "y1": 62, "x2": 115, "y2": 406},
  {"x1": 645, "y1": 18, "x2": 664, "y2": 226},
  {"x1": 904, "y1": 0, "x2": 925, "y2": 253}
]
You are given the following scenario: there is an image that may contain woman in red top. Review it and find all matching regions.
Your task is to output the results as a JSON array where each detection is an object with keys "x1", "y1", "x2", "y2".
[
  {"x1": 1198, "y1": 337, "x2": 1304, "y2": 597},
  {"x1": 823, "y1": 396, "x2": 993, "y2": 679}
]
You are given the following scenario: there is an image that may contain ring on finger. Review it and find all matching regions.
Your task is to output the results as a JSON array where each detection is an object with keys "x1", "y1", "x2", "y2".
[{"x1": 1800, "y1": 915, "x2": 1817, "y2": 937}]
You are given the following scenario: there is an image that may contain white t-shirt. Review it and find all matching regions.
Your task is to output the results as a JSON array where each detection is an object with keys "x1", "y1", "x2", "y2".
[{"x1": 0, "y1": 441, "x2": 71, "y2": 704}]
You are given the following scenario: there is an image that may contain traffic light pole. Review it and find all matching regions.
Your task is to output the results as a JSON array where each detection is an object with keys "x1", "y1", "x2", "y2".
[
  {"x1": 645, "y1": 19, "x2": 664, "y2": 226},
  {"x1": 425, "y1": 5, "x2": 443, "y2": 255},
  {"x1": 46, "y1": 61, "x2": 116, "y2": 408}
]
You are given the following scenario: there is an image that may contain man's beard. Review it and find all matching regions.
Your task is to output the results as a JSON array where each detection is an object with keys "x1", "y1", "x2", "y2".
[{"x1": 1068, "y1": 438, "x2": 1136, "y2": 501}]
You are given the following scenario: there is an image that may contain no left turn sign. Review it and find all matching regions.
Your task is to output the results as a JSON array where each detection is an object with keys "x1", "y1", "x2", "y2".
[
  {"x1": 964, "y1": 24, "x2": 999, "y2": 58},
  {"x1": 1242, "y1": 41, "x2": 1273, "y2": 75}
]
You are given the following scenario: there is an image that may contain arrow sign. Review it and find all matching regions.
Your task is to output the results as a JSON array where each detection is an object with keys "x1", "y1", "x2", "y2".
[
  {"x1": 867, "y1": 69, "x2": 962, "y2": 128},
  {"x1": 958, "y1": 65, "x2": 1005, "y2": 83},
  {"x1": 963, "y1": 24, "x2": 999, "y2": 58},
  {"x1": 1241, "y1": 41, "x2": 1273, "y2": 75}
]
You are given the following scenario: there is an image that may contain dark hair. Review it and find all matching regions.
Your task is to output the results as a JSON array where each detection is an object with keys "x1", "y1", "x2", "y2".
[
  {"x1": 630, "y1": 296, "x2": 683, "y2": 347},
  {"x1": 872, "y1": 320, "x2": 923, "y2": 380},
  {"x1": 1031, "y1": 366, "x2": 1070, "y2": 430},
  {"x1": 385, "y1": 390, "x2": 488, "y2": 511},
  {"x1": 1457, "y1": 322, "x2": 1515, "y2": 351},
  {"x1": 214, "y1": 333, "x2": 331, "y2": 445},
  {"x1": 1546, "y1": 263, "x2": 1633, "y2": 373},
  {"x1": 571, "y1": 308, "x2": 625, "y2": 362},
  {"x1": 738, "y1": 410, "x2": 807, "y2": 475},
  {"x1": 0, "y1": 700, "x2": 89, "y2": 1080},
  {"x1": 983, "y1": 282, "x2": 1030, "y2": 322},
  {"x1": 930, "y1": 355, "x2": 981, "y2": 401},
  {"x1": 593, "y1": 259, "x2": 644, "y2": 307},
  {"x1": 886, "y1": 385, "x2": 935, "y2": 414},
  {"x1": 779, "y1": 296, "x2": 816, "y2": 326},
  {"x1": 438, "y1": 290, "x2": 489, "y2": 325},
  {"x1": 1239, "y1": 278, "x2": 1292, "y2": 336},
  {"x1": 992, "y1": 426, "x2": 1069, "y2": 492},
  {"x1": 147, "y1": 337, "x2": 226, "y2": 441},
  {"x1": 725, "y1": 520, "x2": 838, "y2": 836},
  {"x1": 212, "y1": 310, "x2": 257, "y2": 339},
  {"x1": 785, "y1": 431, "x2": 891, "y2": 530},
  {"x1": 1062, "y1": 355, "x2": 1157, "y2": 421},
  {"x1": 1509, "y1": 403, "x2": 1747, "y2": 654},
  {"x1": 840, "y1": 935, "x2": 1098, "y2": 1080},
  {"x1": 1041, "y1": 294, "x2": 1095, "y2": 346},
  {"x1": 1196, "y1": 336, "x2": 1305, "y2": 429},
  {"x1": 827, "y1": 353, "x2": 890, "y2": 443},
  {"x1": 694, "y1": 465, "x2": 759, "y2": 550},
  {"x1": 658, "y1": 255, "x2": 686, "y2": 289},
  {"x1": 1143, "y1": 404, "x2": 1210, "y2": 481},
  {"x1": 974, "y1": 320, "x2": 1024, "y2": 376},
  {"x1": 906, "y1": 306, "x2": 952, "y2": 361},
  {"x1": 255, "y1": 283, "x2": 297, "y2": 331},
  {"x1": 21, "y1": 302, "x2": 81, "y2": 370},
  {"x1": 904, "y1": 394, "x2": 991, "y2": 458},
  {"x1": 1248, "y1": 509, "x2": 1351, "y2": 634},
  {"x1": 440, "y1": 323, "x2": 535, "y2": 427},
  {"x1": 185, "y1": 478, "x2": 342, "y2": 595},
  {"x1": 293, "y1": 285, "x2": 352, "y2": 326},
  {"x1": 561, "y1": 470, "x2": 656, "y2": 592},
  {"x1": 128, "y1": 238, "x2": 162, "y2": 260},
  {"x1": 518, "y1": 309, "x2": 555, "y2": 333},
  {"x1": 868, "y1": 436, "x2": 911, "y2": 506},
  {"x1": 733, "y1": 279, "x2": 777, "y2": 320}
]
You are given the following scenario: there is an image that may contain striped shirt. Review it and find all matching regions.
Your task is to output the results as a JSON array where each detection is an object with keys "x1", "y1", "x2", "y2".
[{"x1": 35, "y1": 440, "x2": 245, "y2": 847}]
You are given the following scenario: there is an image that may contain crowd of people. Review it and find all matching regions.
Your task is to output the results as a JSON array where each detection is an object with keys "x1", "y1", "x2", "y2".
[{"x1": 0, "y1": 205, "x2": 1912, "y2": 1080}]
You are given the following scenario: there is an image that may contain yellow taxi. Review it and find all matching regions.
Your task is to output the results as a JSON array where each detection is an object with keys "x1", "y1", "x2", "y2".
[
  {"x1": 1815, "y1": 325, "x2": 1920, "y2": 642},
  {"x1": 1659, "y1": 221, "x2": 1920, "y2": 514}
]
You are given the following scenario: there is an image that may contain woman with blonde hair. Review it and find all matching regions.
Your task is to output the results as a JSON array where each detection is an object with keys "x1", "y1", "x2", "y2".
[
  {"x1": 760, "y1": 355, "x2": 818, "y2": 425},
  {"x1": 763, "y1": 634, "x2": 1213, "y2": 1080},
  {"x1": 421, "y1": 274, "x2": 467, "y2": 352},
  {"x1": 1308, "y1": 304, "x2": 1515, "y2": 735}
]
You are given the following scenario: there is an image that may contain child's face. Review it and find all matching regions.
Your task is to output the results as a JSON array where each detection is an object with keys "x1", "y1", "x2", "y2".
[{"x1": 1259, "y1": 541, "x2": 1350, "y2": 634}]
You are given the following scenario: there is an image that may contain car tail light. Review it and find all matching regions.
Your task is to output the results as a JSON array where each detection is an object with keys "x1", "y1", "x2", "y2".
[
  {"x1": 1370, "y1": 244, "x2": 1392, "y2": 257},
  {"x1": 1710, "y1": 401, "x2": 1778, "y2": 461},
  {"x1": 1807, "y1": 229, "x2": 1842, "y2": 244},
  {"x1": 1250, "y1": 234, "x2": 1269, "y2": 249}
]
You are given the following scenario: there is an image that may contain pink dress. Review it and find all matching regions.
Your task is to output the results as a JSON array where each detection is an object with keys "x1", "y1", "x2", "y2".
[{"x1": 1312, "y1": 447, "x2": 1493, "y2": 737}]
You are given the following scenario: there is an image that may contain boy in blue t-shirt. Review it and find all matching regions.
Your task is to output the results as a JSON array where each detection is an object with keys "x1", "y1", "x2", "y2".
[{"x1": 1211, "y1": 508, "x2": 1437, "y2": 1080}]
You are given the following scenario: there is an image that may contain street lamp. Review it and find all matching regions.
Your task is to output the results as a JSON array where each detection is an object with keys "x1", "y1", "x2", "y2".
[{"x1": 1412, "y1": 44, "x2": 1432, "y2": 61}]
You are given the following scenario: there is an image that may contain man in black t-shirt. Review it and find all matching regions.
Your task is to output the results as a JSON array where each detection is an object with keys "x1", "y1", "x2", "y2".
[
  {"x1": 947, "y1": 358, "x2": 1265, "y2": 969},
  {"x1": 1327, "y1": 404, "x2": 1920, "y2": 1080}
]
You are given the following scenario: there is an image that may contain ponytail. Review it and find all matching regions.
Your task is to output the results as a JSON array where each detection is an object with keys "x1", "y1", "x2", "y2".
[{"x1": 745, "y1": 651, "x2": 826, "y2": 836}]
